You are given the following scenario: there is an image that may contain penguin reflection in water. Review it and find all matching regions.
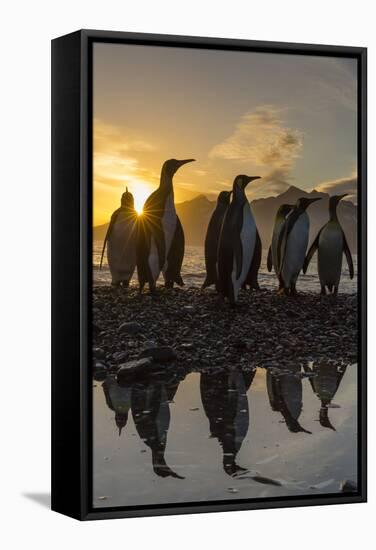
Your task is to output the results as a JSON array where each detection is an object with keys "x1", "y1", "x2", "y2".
[
  {"x1": 100, "y1": 188, "x2": 138, "y2": 287},
  {"x1": 217, "y1": 175, "x2": 261, "y2": 305},
  {"x1": 303, "y1": 194, "x2": 354, "y2": 295},
  {"x1": 137, "y1": 158, "x2": 195, "y2": 292},
  {"x1": 200, "y1": 368, "x2": 256, "y2": 477},
  {"x1": 266, "y1": 366, "x2": 311, "y2": 434},
  {"x1": 303, "y1": 362, "x2": 347, "y2": 430},
  {"x1": 267, "y1": 204, "x2": 294, "y2": 289},
  {"x1": 102, "y1": 374, "x2": 184, "y2": 479},
  {"x1": 277, "y1": 197, "x2": 321, "y2": 295}
]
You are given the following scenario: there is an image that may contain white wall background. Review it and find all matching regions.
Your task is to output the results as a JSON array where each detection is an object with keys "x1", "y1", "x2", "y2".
[{"x1": 0, "y1": 0, "x2": 373, "y2": 547}]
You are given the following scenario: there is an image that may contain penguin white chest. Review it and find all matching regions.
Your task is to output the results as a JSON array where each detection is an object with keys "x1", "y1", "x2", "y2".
[
  {"x1": 162, "y1": 193, "x2": 177, "y2": 262},
  {"x1": 282, "y1": 213, "x2": 309, "y2": 286},
  {"x1": 232, "y1": 203, "x2": 256, "y2": 298}
]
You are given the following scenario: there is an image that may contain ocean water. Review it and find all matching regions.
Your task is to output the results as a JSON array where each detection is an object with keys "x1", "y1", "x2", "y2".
[{"x1": 93, "y1": 241, "x2": 357, "y2": 294}]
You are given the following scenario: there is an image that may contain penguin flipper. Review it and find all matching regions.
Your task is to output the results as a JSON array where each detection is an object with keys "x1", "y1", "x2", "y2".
[
  {"x1": 164, "y1": 215, "x2": 185, "y2": 285},
  {"x1": 276, "y1": 210, "x2": 299, "y2": 276},
  {"x1": 154, "y1": 220, "x2": 166, "y2": 271},
  {"x1": 143, "y1": 190, "x2": 166, "y2": 271},
  {"x1": 342, "y1": 231, "x2": 354, "y2": 279},
  {"x1": 234, "y1": 235, "x2": 243, "y2": 280},
  {"x1": 303, "y1": 229, "x2": 321, "y2": 274},
  {"x1": 267, "y1": 245, "x2": 273, "y2": 272},
  {"x1": 100, "y1": 209, "x2": 120, "y2": 269},
  {"x1": 247, "y1": 229, "x2": 262, "y2": 289}
]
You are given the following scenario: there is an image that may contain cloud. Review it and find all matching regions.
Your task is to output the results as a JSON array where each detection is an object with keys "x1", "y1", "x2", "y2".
[
  {"x1": 209, "y1": 106, "x2": 303, "y2": 196},
  {"x1": 209, "y1": 106, "x2": 303, "y2": 165},
  {"x1": 315, "y1": 174, "x2": 358, "y2": 203}
]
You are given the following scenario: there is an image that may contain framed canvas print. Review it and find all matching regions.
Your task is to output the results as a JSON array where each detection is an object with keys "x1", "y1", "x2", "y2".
[{"x1": 51, "y1": 29, "x2": 367, "y2": 520}]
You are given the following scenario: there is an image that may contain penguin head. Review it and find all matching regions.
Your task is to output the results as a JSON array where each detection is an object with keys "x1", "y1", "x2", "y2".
[
  {"x1": 217, "y1": 190, "x2": 232, "y2": 205},
  {"x1": 121, "y1": 187, "x2": 135, "y2": 209},
  {"x1": 319, "y1": 405, "x2": 336, "y2": 431},
  {"x1": 329, "y1": 193, "x2": 348, "y2": 208},
  {"x1": 233, "y1": 175, "x2": 261, "y2": 191},
  {"x1": 115, "y1": 412, "x2": 129, "y2": 436},
  {"x1": 161, "y1": 158, "x2": 195, "y2": 178},
  {"x1": 296, "y1": 196, "x2": 321, "y2": 210}
]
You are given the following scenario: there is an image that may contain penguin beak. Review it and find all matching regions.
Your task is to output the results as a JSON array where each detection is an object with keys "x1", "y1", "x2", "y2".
[
  {"x1": 176, "y1": 159, "x2": 195, "y2": 168},
  {"x1": 243, "y1": 176, "x2": 261, "y2": 189},
  {"x1": 338, "y1": 193, "x2": 348, "y2": 200}
]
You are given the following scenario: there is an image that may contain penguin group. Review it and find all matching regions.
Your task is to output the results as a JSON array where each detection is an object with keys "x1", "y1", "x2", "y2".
[{"x1": 101, "y1": 159, "x2": 354, "y2": 302}]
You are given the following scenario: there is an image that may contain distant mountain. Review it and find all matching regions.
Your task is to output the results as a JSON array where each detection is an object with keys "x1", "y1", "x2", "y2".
[{"x1": 93, "y1": 186, "x2": 357, "y2": 252}]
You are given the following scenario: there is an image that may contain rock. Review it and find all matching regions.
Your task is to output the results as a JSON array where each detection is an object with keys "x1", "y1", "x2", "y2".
[
  {"x1": 119, "y1": 321, "x2": 142, "y2": 334},
  {"x1": 143, "y1": 340, "x2": 157, "y2": 349},
  {"x1": 139, "y1": 346, "x2": 177, "y2": 362},
  {"x1": 112, "y1": 351, "x2": 128, "y2": 362},
  {"x1": 340, "y1": 479, "x2": 357, "y2": 493},
  {"x1": 117, "y1": 357, "x2": 153, "y2": 383}
]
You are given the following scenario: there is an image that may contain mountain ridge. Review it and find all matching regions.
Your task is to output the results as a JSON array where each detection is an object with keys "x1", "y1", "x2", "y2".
[{"x1": 93, "y1": 186, "x2": 357, "y2": 252}]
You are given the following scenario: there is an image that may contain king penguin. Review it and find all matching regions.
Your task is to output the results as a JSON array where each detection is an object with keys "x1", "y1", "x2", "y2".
[
  {"x1": 100, "y1": 188, "x2": 138, "y2": 287},
  {"x1": 137, "y1": 158, "x2": 195, "y2": 292},
  {"x1": 303, "y1": 194, "x2": 354, "y2": 295},
  {"x1": 267, "y1": 204, "x2": 294, "y2": 288},
  {"x1": 202, "y1": 190, "x2": 232, "y2": 290},
  {"x1": 277, "y1": 197, "x2": 321, "y2": 295},
  {"x1": 217, "y1": 175, "x2": 261, "y2": 304}
]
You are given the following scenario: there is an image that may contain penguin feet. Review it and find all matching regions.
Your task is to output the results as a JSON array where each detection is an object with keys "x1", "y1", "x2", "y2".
[{"x1": 164, "y1": 280, "x2": 174, "y2": 289}]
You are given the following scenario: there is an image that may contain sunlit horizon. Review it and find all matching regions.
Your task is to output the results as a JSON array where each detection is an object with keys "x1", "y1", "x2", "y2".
[{"x1": 93, "y1": 43, "x2": 358, "y2": 227}]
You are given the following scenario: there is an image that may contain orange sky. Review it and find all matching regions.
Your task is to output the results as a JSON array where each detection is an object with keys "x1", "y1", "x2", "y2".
[{"x1": 93, "y1": 43, "x2": 357, "y2": 226}]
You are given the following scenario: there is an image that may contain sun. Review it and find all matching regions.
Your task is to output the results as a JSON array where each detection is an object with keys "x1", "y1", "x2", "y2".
[{"x1": 130, "y1": 183, "x2": 152, "y2": 215}]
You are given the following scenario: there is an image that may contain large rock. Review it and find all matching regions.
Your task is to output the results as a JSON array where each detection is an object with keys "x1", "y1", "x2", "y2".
[
  {"x1": 117, "y1": 358, "x2": 153, "y2": 383},
  {"x1": 139, "y1": 346, "x2": 177, "y2": 362}
]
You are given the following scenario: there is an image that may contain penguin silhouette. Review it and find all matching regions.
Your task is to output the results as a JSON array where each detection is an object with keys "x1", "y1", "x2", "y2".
[
  {"x1": 266, "y1": 366, "x2": 311, "y2": 434},
  {"x1": 102, "y1": 377, "x2": 132, "y2": 436},
  {"x1": 267, "y1": 204, "x2": 294, "y2": 289},
  {"x1": 200, "y1": 368, "x2": 256, "y2": 477},
  {"x1": 304, "y1": 362, "x2": 347, "y2": 430},
  {"x1": 303, "y1": 194, "x2": 354, "y2": 295},
  {"x1": 217, "y1": 175, "x2": 261, "y2": 304},
  {"x1": 100, "y1": 188, "x2": 138, "y2": 287},
  {"x1": 131, "y1": 374, "x2": 185, "y2": 479},
  {"x1": 203, "y1": 190, "x2": 232, "y2": 290},
  {"x1": 277, "y1": 197, "x2": 321, "y2": 295},
  {"x1": 137, "y1": 158, "x2": 195, "y2": 292}
]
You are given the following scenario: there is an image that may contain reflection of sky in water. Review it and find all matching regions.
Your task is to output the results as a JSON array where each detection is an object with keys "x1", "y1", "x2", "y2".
[
  {"x1": 93, "y1": 364, "x2": 357, "y2": 507},
  {"x1": 93, "y1": 243, "x2": 357, "y2": 294}
]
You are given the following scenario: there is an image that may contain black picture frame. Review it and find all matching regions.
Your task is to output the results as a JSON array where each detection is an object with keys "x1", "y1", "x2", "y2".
[{"x1": 51, "y1": 29, "x2": 367, "y2": 521}]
